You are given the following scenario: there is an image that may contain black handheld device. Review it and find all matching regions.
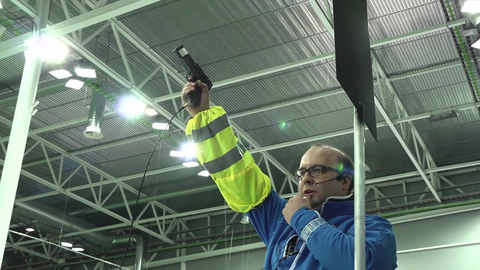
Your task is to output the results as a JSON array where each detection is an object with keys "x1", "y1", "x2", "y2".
[{"x1": 173, "y1": 45, "x2": 213, "y2": 107}]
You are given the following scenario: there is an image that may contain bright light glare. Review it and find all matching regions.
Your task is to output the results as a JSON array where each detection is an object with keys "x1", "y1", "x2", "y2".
[
  {"x1": 61, "y1": 242, "x2": 73, "y2": 248},
  {"x1": 117, "y1": 96, "x2": 146, "y2": 118},
  {"x1": 170, "y1": 150, "x2": 185, "y2": 157},
  {"x1": 40, "y1": 37, "x2": 69, "y2": 63},
  {"x1": 65, "y1": 79, "x2": 84, "y2": 90},
  {"x1": 462, "y1": 1, "x2": 480, "y2": 13},
  {"x1": 182, "y1": 161, "x2": 199, "y2": 168},
  {"x1": 146, "y1": 108, "x2": 158, "y2": 116},
  {"x1": 75, "y1": 67, "x2": 96, "y2": 78},
  {"x1": 152, "y1": 122, "x2": 170, "y2": 130},
  {"x1": 473, "y1": 39, "x2": 480, "y2": 49},
  {"x1": 49, "y1": 69, "x2": 72, "y2": 79},
  {"x1": 25, "y1": 227, "x2": 35, "y2": 232},
  {"x1": 0, "y1": 1, "x2": 3, "y2": 9},
  {"x1": 180, "y1": 143, "x2": 196, "y2": 158},
  {"x1": 198, "y1": 170, "x2": 210, "y2": 177},
  {"x1": 72, "y1": 247, "x2": 84, "y2": 252}
]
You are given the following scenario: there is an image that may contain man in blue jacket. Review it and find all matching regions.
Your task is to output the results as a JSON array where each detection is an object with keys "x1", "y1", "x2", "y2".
[{"x1": 182, "y1": 80, "x2": 397, "y2": 269}]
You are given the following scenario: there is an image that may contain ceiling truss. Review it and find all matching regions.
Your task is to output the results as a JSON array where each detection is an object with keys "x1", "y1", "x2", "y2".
[{"x1": 0, "y1": 0, "x2": 478, "y2": 267}]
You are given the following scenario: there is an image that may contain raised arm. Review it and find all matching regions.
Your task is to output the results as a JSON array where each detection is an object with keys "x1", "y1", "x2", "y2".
[
  {"x1": 185, "y1": 105, "x2": 271, "y2": 212},
  {"x1": 182, "y1": 80, "x2": 286, "y2": 244}
]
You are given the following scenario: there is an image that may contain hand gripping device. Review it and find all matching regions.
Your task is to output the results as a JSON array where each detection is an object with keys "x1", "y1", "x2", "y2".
[{"x1": 173, "y1": 45, "x2": 213, "y2": 107}]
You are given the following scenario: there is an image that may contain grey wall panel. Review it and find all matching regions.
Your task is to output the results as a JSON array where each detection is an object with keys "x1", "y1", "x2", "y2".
[{"x1": 162, "y1": 209, "x2": 480, "y2": 270}]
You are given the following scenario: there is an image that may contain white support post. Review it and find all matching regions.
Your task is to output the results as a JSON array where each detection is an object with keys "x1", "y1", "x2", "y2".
[
  {"x1": 353, "y1": 107, "x2": 366, "y2": 270},
  {"x1": 0, "y1": 0, "x2": 50, "y2": 265}
]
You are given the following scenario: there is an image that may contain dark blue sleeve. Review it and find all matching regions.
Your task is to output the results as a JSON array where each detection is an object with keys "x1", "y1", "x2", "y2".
[
  {"x1": 290, "y1": 209, "x2": 397, "y2": 270},
  {"x1": 246, "y1": 189, "x2": 287, "y2": 245}
]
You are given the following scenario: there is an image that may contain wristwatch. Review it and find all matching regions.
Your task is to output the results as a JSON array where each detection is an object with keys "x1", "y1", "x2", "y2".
[{"x1": 301, "y1": 217, "x2": 328, "y2": 242}]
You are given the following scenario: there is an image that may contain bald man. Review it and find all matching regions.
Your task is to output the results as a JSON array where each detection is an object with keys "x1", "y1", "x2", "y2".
[{"x1": 182, "y1": 80, "x2": 397, "y2": 270}]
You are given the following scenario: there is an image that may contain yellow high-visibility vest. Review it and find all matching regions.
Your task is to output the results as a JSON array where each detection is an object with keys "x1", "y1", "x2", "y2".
[{"x1": 185, "y1": 106, "x2": 272, "y2": 212}]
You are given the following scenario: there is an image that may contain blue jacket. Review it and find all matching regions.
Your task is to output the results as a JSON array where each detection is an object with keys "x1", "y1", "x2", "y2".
[
  {"x1": 185, "y1": 106, "x2": 397, "y2": 269},
  {"x1": 248, "y1": 191, "x2": 398, "y2": 269}
]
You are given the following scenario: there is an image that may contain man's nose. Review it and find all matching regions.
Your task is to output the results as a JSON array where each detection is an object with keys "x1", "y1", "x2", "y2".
[{"x1": 301, "y1": 173, "x2": 314, "y2": 185}]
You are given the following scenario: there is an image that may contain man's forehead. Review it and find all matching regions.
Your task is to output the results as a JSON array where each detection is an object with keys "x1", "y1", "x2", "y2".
[{"x1": 299, "y1": 146, "x2": 341, "y2": 168}]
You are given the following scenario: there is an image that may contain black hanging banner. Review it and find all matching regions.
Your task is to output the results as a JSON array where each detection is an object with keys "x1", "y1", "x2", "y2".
[{"x1": 333, "y1": 0, "x2": 377, "y2": 141}]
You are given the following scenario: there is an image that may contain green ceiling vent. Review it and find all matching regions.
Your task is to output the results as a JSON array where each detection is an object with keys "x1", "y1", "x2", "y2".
[{"x1": 83, "y1": 90, "x2": 106, "y2": 140}]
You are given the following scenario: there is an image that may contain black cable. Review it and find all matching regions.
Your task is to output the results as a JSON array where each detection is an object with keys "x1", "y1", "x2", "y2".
[{"x1": 118, "y1": 105, "x2": 186, "y2": 269}]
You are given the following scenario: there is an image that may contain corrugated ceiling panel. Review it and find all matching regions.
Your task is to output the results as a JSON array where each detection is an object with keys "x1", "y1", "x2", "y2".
[
  {"x1": 121, "y1": 1, "x2": 333, "y2": 82},
  {"x1": 367, "y1": 0, "x2": 446, "y2": 41},
  {"x1": 416, "y1": 109, "x2": 480, "y2": 161},
  {"x1": 230, "y1": 93, "x2": 351, "y2": 132},
  {"x1": 81, "y1": 134, "x2": 177, "y2": 164},
  {"x1": 399, "y1": 82, "x2": 472, "y2": 114},
  {"x1": 40, "y1": 115, "x2": 153, "y2": 152},
  {"x1": 82, "y1": 148, "x2": 182, "y2": 178},
  {"x1": 118, "y1": 0, "x2": 313, "y2": 48},
  {"x1": 239, "y1": 107, "x2": 353, "y2": 147},
  {"x1": 316, "y1": 0, "x2": 446, "y2": 41},
  {"x1": 428, "y1": 120, "x2": 480, "y2": 165},
  {"x1": 373, "y1": 30, "x2": 458, "y2": 74},
  {"x1": 212, "y1": 61, "x2": 339, "y2": 113},
  {"x1": 196, "y1": 31, "x2": 334, "y2": 81},
  {"x1": 0, "y1": 53, "x2": 26, "y2": 85},
  {"x1": 392, "y1": 65, "x2": 467, "y2": 95},
  {"x1": 419, "y1": 108, "x2": 480, "y2": 132}
]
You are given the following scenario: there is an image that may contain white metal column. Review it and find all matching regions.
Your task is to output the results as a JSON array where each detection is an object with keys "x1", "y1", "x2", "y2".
[
  {"x1": 353, "y1": 107, "x2": 366, "y2": 270},
  {"x1": 0, "y1": 0, "x2": 51, "y2": 266}
]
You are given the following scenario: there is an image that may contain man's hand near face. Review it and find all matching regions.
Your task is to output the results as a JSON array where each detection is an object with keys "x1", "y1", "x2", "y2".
[{"x1": 282, "y1": 194, "x2": 312, "y2": 225}]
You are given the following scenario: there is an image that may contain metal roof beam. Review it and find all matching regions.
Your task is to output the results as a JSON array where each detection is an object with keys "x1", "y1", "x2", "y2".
[
  {"x1": 308, "y1": 0, "x2": 442, "y2": 202},
  {"x1": 53, "y1": 161, "x2": 480, "y2": 235},
  {"x1": 0, "y1": 158, "x2": 175, "y2": 245},
  {"x1": 48, "y1": 1, "x2": 300, "y2": 191},
  {"x1": 15, "y1": 101, "x2": 480, "y2": 203},
  {"x1": 7, "y1": 0, "x2": 240, "y2": 246},
  {"x1": 14, "y1": 164, "x2": 479, "y2": 239},
  {"x1": 0, "y1": 60, "x2": 466, "y2": 170},
  {"x1": 0, "y1": 0, "x2": 164, "y2": 59},
  {"x1": 1, "y1": 59, "x2": 459, "y2": 148}
]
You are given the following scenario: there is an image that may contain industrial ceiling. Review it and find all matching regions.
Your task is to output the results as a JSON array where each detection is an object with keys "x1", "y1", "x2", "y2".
[{"x1": 1, "y1": 0, "x2": 480, "y2": 269}]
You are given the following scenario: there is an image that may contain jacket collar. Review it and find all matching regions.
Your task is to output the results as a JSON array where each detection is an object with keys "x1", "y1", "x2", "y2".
[{"x1": 320, "y1": 193, "x2": 354, "y2": 221}]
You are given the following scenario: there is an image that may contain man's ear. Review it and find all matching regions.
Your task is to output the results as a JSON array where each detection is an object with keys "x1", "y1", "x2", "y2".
[{"x1": 341, "y1": 175, "x2": 352, "y2": 191}]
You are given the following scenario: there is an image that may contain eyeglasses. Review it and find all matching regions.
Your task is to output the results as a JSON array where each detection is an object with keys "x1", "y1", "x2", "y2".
[{"x1": 296, "y1": 165, "x2": 341, "y2": 181}]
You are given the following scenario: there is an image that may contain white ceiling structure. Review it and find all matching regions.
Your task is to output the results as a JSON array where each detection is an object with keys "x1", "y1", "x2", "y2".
[{"x1": 1, "y1": 0, "x2": 480, "y2": 269}]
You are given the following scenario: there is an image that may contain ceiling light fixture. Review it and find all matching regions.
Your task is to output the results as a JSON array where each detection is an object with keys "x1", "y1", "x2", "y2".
[
  {"x1": 170, "y1": 150, "x2": 185, "y2": 157},
  {"x1": 49, "y1": 69, "x2": 72, "y2": 79},
  {"x1": 48, "y1": 58, "x2": 97, "y2": 90},
  {"x1": 472, "y1": 39, "x2": 480, "y2": 49},
  {"x1": 145, "y1": 108, "x2": 158, "y2": 116},
  {"x1": 461, "y1": 0, "x2": 480, "y2": 13},
  {"x1": 61, "y1": 242, "x2": 73, "y2": 248},
  {"x1": 25, "y1": 227, "x2": 35, "y2": 232},
  {"x1": 429, "y1": 111, "x2": 459, "y2": 122},
  {"x1": 240, "y1": 214, "x2": 250, "y2": 224},
  {"x1": 117, "y1": 96, "x2": 146, "y2": 118},
  {"x1": 72, "y1": 244, "x2": 84, "y2": 252},
  {"x1": 65, "y1": 79, "x2": 85, "y2": 90},
  {"x1": 75, "y1": 67, "x2": 96, "y2": 78},
  {"x1": 152, "y1": 122, "x2": 170, "y2": 130},
  {"x1": 198, "y1": 170, "x2": 210, "y2": 177}
]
